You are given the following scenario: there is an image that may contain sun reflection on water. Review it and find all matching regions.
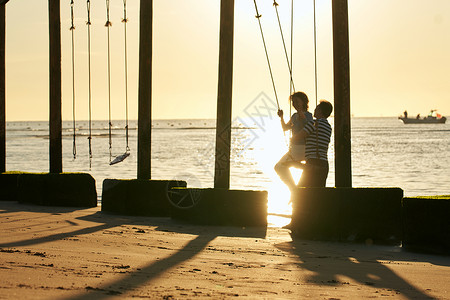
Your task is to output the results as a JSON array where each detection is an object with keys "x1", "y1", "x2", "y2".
[{"x1": 244, "y1": 117, "x2": 304, "y2": 227}]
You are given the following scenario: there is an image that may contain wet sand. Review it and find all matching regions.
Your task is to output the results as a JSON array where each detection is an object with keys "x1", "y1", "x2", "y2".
[{"x1": 0, "y1": 201, "x2": 449, "y2": 299}]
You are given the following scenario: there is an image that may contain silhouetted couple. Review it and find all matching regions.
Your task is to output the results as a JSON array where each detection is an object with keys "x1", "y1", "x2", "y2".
[{"x1": 275, "y1": 92, "x2": 333, "y2": 190}]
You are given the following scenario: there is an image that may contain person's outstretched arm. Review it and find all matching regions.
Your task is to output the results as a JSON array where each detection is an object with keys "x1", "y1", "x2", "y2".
[{"x1": 278, "y1": 110, "x2": 292, "y2": 131}]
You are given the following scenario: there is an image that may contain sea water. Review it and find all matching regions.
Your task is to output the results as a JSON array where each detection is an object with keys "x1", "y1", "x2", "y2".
[{"x1": 5, "y1": 117, "x2": 450, "y2": 215}]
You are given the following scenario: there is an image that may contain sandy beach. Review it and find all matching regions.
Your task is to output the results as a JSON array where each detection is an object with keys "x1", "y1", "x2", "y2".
[{"x1": 0, "y1": 201, "x2": 449, "y2": 299}]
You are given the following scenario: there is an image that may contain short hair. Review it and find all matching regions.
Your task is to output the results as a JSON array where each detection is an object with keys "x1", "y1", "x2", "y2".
[
  {"x1": 317, "y1": 100, "x2": 333, "y2": 118},
  {"x1": 290, "y1": 91, "x2": 309, "y2": 111}
]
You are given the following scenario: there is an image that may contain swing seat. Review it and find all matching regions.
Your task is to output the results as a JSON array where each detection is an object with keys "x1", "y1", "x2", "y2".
[{"x1": 110, "y1": 152, "x2": 130, "y2": 165}]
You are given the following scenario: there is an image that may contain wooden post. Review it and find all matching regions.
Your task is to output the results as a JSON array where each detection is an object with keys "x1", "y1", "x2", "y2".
[
  {"x1": 49, "y1": 0, "x2": 62, "y2": 173},
  {"x1": 332, "y1": 0, "x2": 352, "y2": 187},
  {"x1": 214, "y1": 0, "x2": 234, "y2": 189},
  {"x1": 137, "y1": 0, "x2": 152, "y2": 180},
  {"x1": 0, "y1": 3, "x2": 5, "y2": 173}
]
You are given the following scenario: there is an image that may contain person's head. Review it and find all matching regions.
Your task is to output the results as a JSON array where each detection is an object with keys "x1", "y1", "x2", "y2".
[
  {"x1": 314, "y1": 100, "x2": 333, "y2": 119},
  {"x1": 290, "y1": 92, "x2": 309, "y2": 112}
]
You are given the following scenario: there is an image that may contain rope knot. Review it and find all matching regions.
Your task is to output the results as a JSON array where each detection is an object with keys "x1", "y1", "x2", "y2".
[
  {"x1": 255, "y1": 14, "x2": 262, "y2": 19},
  {"x1": 105, "y1": 21, "x2": 112, "y2": 27}
]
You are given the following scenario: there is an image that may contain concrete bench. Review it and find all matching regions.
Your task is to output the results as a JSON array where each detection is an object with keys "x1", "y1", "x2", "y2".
[
  {"x1": 169, "y1": 188, "x2": 268, "y2": 227},
  {"x1": 291, "y1": 187, "x2": 404, "y2": 245},
  {"x1": 402, "y1": 196, "x2": 450, "y2": 255},
  {"x1": 101, "y1": 179, "x2": 186, "y2": 217},
  {"x1": 17, "y1": 173, "x2": 97, "y2": 207},
  {"x1": 0, "y1": 172, "x2": 26, "y2": 201}
]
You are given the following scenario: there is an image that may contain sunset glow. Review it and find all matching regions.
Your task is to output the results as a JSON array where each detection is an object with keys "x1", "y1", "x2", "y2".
[{"x1": 3, "y1": 0, "x2": 450, "y2": 121}]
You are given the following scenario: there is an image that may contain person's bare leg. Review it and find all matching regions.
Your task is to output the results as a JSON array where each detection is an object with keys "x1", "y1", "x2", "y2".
[{"x1": 274, "y1": 162, "x2": 296, "y2": 191}]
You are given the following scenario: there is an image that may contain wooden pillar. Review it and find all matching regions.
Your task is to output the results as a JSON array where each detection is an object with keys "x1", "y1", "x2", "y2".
[
  {"x1": 0, "y1": 3, "x2": 5, "y2": 173},
  {"x1": 332, "y1": 0, "x2": 351, "y2": 187},
  {"x1": 137, "y1": 0, "x2": 152, "y2": 180},
  {"x1": 49, "y1": 0, "x2": 62, "y2": 173},
  {"x1": 214, "y1": 0, "x2": 234, "y2": 189}
]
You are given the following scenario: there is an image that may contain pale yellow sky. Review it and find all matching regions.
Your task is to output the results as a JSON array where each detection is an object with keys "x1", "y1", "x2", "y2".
[{"x1": 3, "y1": 0, "x2": 450, "y2": 121}]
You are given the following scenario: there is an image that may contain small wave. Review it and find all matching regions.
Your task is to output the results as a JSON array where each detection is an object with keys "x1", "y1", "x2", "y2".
[{"x1": 69, "y1": 133, "x2": 119, "y2": 137}]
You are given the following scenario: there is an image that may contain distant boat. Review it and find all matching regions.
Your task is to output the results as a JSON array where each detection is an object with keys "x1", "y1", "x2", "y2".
[{"x1": 399, "y1": 110, "x2": 446, "y2": 124}]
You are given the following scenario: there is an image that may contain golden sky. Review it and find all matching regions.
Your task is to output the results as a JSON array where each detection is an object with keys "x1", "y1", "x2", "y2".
[{"x1": 4, "y1": 0, "x2": 450, "y2": 121}]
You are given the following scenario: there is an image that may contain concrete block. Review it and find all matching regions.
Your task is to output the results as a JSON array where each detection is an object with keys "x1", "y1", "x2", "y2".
[
  {"x1": 291, "y1": 188, "x2": 341, "y2": 240},
  {"x1": 169, "y1": 188, "x2": 268, "y2": 227},
  {"x1": 17, "y1": 173, "x2": 97, "y2": 207},
  {"x1": 0, "y1": 172, "x2": 28, "y2": 201},
  {"x1": 101, "y1": 179, "x2": 187, "y2": 217},
  {"x1": 402, "y1": 196, "x2": 450, "y2": 255},
  {"x1": 340, "y1": 188, "x2": 403, "y2": 244},
  {"x1": 291, "y1": 187, "x2": 403, "y2": 245}
]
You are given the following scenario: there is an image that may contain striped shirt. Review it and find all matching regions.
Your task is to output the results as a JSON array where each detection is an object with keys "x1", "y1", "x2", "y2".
[{"x1": 303, "y1": 118, "x2": 332, "y2": 161}]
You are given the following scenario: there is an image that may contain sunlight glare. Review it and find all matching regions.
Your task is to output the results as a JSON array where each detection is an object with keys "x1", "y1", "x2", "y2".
[{"x1": 249, "y1": 117, "x2": 304, "y2": 227}]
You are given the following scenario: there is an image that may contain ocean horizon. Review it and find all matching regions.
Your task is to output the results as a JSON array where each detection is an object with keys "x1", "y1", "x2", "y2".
[{"x1": 4, "y1": 117, "x2": 450, "y2": 217}]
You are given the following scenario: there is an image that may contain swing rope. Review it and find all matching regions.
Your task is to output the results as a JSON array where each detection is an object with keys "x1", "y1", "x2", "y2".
[
  {"x1": 272, "y1": 1, "x2": 295, "y2": 93},
  {"x1": 86, "y1": 0, "x2": 93, "y2": 169},
  {"x1": 70, "y1": 0, "x2": 76, "y2": 160},
  {"x1": 105, "y1": 0, "x2": 113, "y2": 163},
  {"x1": 252, "y1": 0, "x2": 280, "y2": 110},
  {"x1": 289, "y1": 0, "x2": 294, "y2": 117},
  {"x1": 109, "y1": 0, "x2": 131, "y2": 166},
  {"x1": 313, "y1": 0, "x2": 318, "y2": 106},
  {"x1": 122, "y1": 0, "x2": 130, "y2": 153}
]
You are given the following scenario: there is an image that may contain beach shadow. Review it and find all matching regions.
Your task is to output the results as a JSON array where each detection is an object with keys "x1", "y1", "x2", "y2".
[
  {"x1": 0, "y1": 201, "x2": 267, "y2": 299},
  {"x1": 60, "y1": 213, "x2": 267, "y2": 299},
  {"x1": 0, "y1": 200, "x2": 266, "y2": 248},
  {"x1": 275, "y1": 237, "x2": 440, "y2": 299},
  {"x1": 63, "y1": 233, "x2": 215, "y2": 300},
  {"x1": 77, "y1": 210, "x2": 267, "y2": 239},
  {"x1": 0, "y1": 203, "x2": 134, "y2": 249},
  {"x1": 0, "y1": 200, "x2": 88, "y2": 214}
]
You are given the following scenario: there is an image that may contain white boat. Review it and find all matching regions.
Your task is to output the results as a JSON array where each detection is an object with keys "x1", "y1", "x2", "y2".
[{"x1": 399, "y1": 110, "x2": 446, "y2": 124}]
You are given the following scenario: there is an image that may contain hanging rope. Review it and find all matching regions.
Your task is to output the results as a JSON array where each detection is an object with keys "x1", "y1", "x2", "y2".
[
  {"x1": 105, "y1": 0, "x2": 113, "y2": 163},
  {"x1": 252, "y1": 0, "x2": 280, "y2": 110},
  {"x1": 70, "y1": 0, "x2": 76, "y2": 160},
  {"x1": 86, "y1": 0, "x2": 93, "y2": 169},
  {"x1": 272, "y1": 1, "x2": 295, "y2": 93},
  {"x1": 313, "y1": 0, "x2": 319, "y2": 106},
  {"x1": 109, "y1": 0, "x2": 131, "y2": 166},
  {"x1": 289, "y1": 0, "x2": 294, "y2": 117},
  {"x1": 122, "y1": 0, "x2": 130, "y2": 154}
]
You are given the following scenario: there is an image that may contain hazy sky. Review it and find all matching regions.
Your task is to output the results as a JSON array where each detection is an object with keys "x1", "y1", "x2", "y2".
[{"x1": 3, "y1": 0, "x2": 450, "y2": 121}]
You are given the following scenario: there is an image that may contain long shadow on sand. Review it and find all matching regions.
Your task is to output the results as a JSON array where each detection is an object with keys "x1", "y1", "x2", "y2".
[
  {"x1": 275, "y1": 236, "x2": 445, "y2": 299},
  {"x1": 0, "y1": 202, "x2": 266, "y2": 299},
  {"x1": 62, "y1": 212, "x2": 267, "y2": 300},
  {"x1": 0, "y1": 202, "x2": 129, "y2": 249}
]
